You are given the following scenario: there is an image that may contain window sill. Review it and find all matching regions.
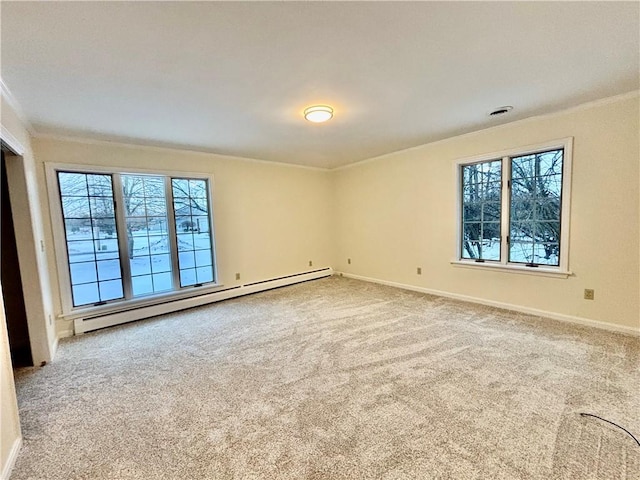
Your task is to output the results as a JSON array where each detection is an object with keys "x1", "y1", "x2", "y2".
[
  {"x1": 450, "y1": 260, "x2": 571, "y2": 278},
  {"x1": 59, "y1": 282, "x2": 225, "y2": 321}
]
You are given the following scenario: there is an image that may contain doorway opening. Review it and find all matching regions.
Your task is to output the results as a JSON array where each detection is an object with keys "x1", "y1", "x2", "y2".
[{"x1": 1, "y1": 148, "x2": 33, "y2": 367}]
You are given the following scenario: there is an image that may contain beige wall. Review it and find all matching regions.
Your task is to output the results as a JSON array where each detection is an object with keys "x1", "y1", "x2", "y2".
[
  {"x1": 333, "y1": 94, "x2": 640, "y2": 331},
  {"x1": 0, "y1": 287, "x2": 21, "y2": 479},
  {"x1": 31, "y1": 137, "x2": 334, "y2": 335}
]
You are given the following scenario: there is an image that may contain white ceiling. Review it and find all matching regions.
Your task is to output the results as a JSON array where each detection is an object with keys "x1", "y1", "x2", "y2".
[{"x1": 1, "y1": 2, "x2": 638, "y2": 169}]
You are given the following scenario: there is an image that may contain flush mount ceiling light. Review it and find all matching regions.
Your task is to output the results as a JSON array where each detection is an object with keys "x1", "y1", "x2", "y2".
[
  {"x1": 304, "y1": 105, "x2": 333, "y2": 123},
  {"x1": 489, "y1": 105, "x2": 514, "y2": 117}
]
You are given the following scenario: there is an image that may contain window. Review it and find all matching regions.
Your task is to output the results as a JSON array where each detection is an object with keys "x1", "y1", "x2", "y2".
[
  {"x1": 51, "y1": 167, "x2": 217, "y2": 311},
  {"x1": 456, "y1": 138, "x2": 572, "y2": 274}
]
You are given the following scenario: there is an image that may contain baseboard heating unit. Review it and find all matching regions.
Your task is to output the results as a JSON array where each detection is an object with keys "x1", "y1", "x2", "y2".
[{"x1": 73, "y1": 267, "x2": 333, "y2": 334}]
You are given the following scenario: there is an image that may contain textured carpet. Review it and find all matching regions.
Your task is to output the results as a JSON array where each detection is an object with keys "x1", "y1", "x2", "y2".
[{"x1": 11, "y1": 276, "x2": 640, "y2": 479}]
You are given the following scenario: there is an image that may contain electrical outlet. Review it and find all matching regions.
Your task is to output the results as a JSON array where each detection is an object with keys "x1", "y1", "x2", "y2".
[
  {"x1": 417, "y1": 267, "x2": 422, "y2": 275},
  {"x1": 48, "y1": 314, "x2": 52, "y2": 325},
  {"x1": 235, "y1": 273, "x2": 241, "y2": 281},
  {"x1": 584, "y1": 289, "x2": 594, "y2": 300},
  {"x1": 309, "y1": 260, "x2": 313, "y2": 267},
  {"x1": 347, "y1": 258, "x2": 351, "y2": 264}
]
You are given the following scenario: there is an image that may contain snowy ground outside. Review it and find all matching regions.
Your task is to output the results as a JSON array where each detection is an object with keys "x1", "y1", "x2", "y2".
[{"x1": 66, "y1": 225, "x2": 214, "y2": 306}]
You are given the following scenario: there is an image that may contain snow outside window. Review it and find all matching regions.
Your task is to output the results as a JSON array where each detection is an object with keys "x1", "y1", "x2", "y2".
[
  {"x1": 457, "y1": 138, "x2": 572, "y2": 273},
  {"x1": 55, "y1": 170, "x2": 217, "y2": 309}
]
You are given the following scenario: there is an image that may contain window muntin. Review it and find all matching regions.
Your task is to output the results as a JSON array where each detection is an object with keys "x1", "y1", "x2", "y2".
[
  {"x1": 54, "y1": 169, "x2": 216, "y2": 310},
  {"x1": 460, "y1": 160, "x2": 502, "y2": 261},
  {"x1": 457, "y1": 139, "x2": 571, "y2": 272},
  {"x1": 172, "y1": 178, "x2": 215, "y2": 287},
  {"x1": 58, "y1": 172, "x2": 124, "y2": 306},
  {"x1": 122, "y1": 174, "x2": 174, "y2": 296},
  {"x1": 509, "y1": 149, "x2": 563, "y2": 266}
]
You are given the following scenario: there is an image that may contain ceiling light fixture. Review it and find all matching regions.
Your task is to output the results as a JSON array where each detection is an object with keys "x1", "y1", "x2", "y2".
[
  {"x1": 489, "y1": 106, "x2": 513, "y2": 116},
  {"x1": 304, "y1": 105, "x2": 333, "y2": 123}
]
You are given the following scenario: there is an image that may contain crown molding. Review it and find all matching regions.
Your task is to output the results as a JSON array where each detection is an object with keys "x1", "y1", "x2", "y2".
[
  {"x1": 32, "y1": 132, "x2": 330, "y2": 172},
  {"x1": 0, "y1": 78, "x2": 35, "y2": 135}
]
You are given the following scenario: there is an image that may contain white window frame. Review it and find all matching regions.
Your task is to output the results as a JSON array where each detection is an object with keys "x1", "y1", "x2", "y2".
[
  {"x1": 452, "y1": 137, "x2": 573, "y2": 278},
  {"x1": 45, "y1": 163, "x2": 221, "y2": 319}
]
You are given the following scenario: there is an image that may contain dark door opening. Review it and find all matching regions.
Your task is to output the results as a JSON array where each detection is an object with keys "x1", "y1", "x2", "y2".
[{"x1": 1, "y1": 149, "x2": 33, "y2": 367}]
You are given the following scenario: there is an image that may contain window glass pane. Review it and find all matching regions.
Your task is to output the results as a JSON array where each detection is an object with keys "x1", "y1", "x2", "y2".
[
  {"x1": 69, "y1": 262, "x2": 97, "y2": 285},
  {"x1": 148, "y1": 235, "x2": 170, "y2": 254},
  {"x1": 191, "y1": 216, "x2": 210, "y2": 233},
  {"x1": 463, "y1": 202, "x2": 481, "y2": 222},
  {"x1": 86, "y1": 174, "x2": 112, "y2": 196},
  {"x1": 536, "y1": 200, "x2": 561, "y2": 221},
  {"x1": 72, "y1": 283, "x2": 100, "y2": 306},
  {"x1": 534, "y1": 244, "x2": 560, "y2": 265},
  {"x1": 509, "y1": 149, "x2": 563, "y2": 266},
  {"x1": 180, "y1": 268, "x2": 197, "y2": 287},
  {"x1": 460, "y1": 160, "x2": 501, "y2": 261},
  {"x1": 194, "y1": 231, "x2": 211, "y2": 251},
  {"x1": 67, "y1": 240, "x2": 96, "y2": 263},
  {"x1": 64, "y1": 219, "x2": 92, "y2": 240},
  {"x1": 95, "y1": 219, "x2": 117, "y2": 239},
  {"x1": 195, "y1": 249, "x2": 212, "y2": 267},
  {"x1": 172, "y1": 178, "x2": 215, "y2": 287},
  {"x1": 132, "y1": 275, "x2": 154, "y2": 296},
  {"x1": 196, "y1": 266, "x2": 214, "y2": 283},
  {"x1": 131, "y1": 235, "x2": 150, "y2": 256},
  {"x1": 61, "y1": 197, "x2": 90, "y2": 219},
  {"x1": 90, "y1": 197, "x2": 114, "y2": 218},
  {"x1": 177, "y1": 233, "x2": 194, "y2": 251},
  {"x1": 99, "y1": 280, "x2": 123, "y2": 301},
  {"x1": 145, "y1": 197, "x2": 167, "y2": 217},
  {"x1": 172, "y1": 179, "x2": 190, "y2": 198},
  {"x1": 190, "y1": 200, "x2": 208, "y2": 216},
  {"x1": 178, "y1": 251, "x2": 195, "y2": 269},
  {"x1": 97, "y1": 259, "x2": 121, "y2": 281},
  {"x1": 189, "y1": 179, "x2": 208, "y2": 199},
  {"x1": 57, "y1": 172, "x2": 123, "y2": 306},
  {"x1": 122, "y1": 174, "x2": 173, "y2": 297},
  {"x1": 130, "y1": 256, "x2": 151, "y2": 276},
  {"x1": 125, "y1": 197, "x2": 146, "y2": 217},
  {"x1": 95, "y1": 239, "x2": 119, "y2": 260},
  {"x1": 509, "y1": 241, "x2": 535, "y2": 264},
  {"x1": 482, "y1": 202, "x2": 501, "y2": 222},
  {"x1": 143, "y1": 177, "x2": 165, "y2": 197},
  {"x1": 152, "y1": 273, "x2": 173, "y2": 292},
  {"x1": 150, "y1": 254, "x2": 171, "y2": 273},
  {"x1": 58, "y1": 172, "x2": 88, "y2": 197}
]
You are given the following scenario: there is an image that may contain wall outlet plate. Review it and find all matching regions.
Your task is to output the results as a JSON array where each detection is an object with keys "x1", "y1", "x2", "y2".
[
  {"x1": 584, "y1": 289, "x2": 594, "y2": 300},
  {"x1": 235, "y1": 273, "x2": 241, "y2": 280},
  {"x1": 417, "y1": 267, "x2": 422, "y2": 275}
]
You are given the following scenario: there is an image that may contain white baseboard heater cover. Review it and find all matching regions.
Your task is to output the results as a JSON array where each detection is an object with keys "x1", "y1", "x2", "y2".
[{"x1": 74, "y1": 267, "x2": 333, "y2": 334}]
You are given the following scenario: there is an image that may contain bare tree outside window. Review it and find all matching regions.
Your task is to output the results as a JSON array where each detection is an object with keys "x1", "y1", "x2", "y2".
[
  {"x1": 57, "y1": 171, "x2": 216, "y2": 307},
  {"x1": 461, "y1": 160, "x2": 502, "y2": 260}
]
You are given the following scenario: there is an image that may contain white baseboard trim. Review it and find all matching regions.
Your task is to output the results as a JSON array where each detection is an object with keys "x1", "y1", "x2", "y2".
[
  {"x1": 74, "y1": 268, "x2": 333, "y2": 334},
  {"x1": 338, "y1": 272, "x2": 640, "y2": 337},
  {"x1": 1, "y1": 437, "x2": 22, "y2": 480}
]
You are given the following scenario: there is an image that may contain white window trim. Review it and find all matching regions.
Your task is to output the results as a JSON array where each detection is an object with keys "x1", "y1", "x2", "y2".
[
  {"x1": 45, "y1": 162, "x2": 221, "y2": 317},
  {"x1": 453, "y1": 137, "x2": 573, "y2": 277}
]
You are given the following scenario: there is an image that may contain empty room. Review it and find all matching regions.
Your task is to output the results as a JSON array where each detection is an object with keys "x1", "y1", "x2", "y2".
[{"x1": 1, "y1": 2, "x2": 639, "y2": 479}]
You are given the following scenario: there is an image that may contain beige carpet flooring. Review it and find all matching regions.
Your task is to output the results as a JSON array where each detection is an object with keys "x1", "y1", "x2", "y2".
[{"x1": 11, "y1": 276, "x2": 640, "y2": 479}]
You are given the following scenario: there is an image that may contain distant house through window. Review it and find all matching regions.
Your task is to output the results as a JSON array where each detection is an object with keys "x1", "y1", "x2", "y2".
[
  {"x1": 50, "y1": 167, "x2": 217, "y2": 311},
  {"x1": 457, "y1": 138, "x2": 572, "y2": 274}
]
